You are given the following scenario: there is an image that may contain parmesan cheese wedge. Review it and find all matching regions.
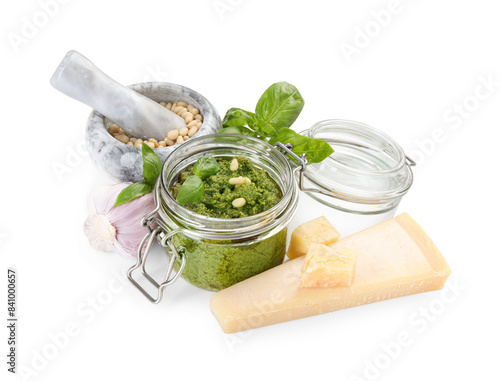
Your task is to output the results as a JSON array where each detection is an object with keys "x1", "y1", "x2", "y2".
[{"x1": 210, "y1": 213, "x2": 451, "y2": 333}]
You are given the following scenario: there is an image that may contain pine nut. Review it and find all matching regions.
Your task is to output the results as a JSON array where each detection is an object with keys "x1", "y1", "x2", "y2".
[
  {"x1": 232, "y1": 198, "x2": 246, "y2": 208},
  {"x1": 243, "y1": 177, "x2": 251, "y2": 185},
  {"x1": 108, "y1": 124, "x2": 120, "y2": 134},
  {"x1": 187, "y1": 120, "x2": 198, "y2": 128},
  {"x1": 188, "y1": 126, "x2": 198, "y2": 137},
  {"x1": 184, "y1": 113, "x2": 194, "y2": 124},
  {"x1": 194, "y1": 114, "x2": 203, "y2": 121},
  {"x1": 159, "y1": 141, "x2": 167, "y2": 147},
  {"x1": 175, "y1": 107, "x2": 187, "y2": 116},
  {"x1": 230, "y1": 158, "x2": 239, "y2": 171},
  {"x1": 167, "y1": 129, "x2": 179, "y2": 140},
  {"x1": 164, "y1": 138, "x2": 175, "y2": 146},
  {"x1": 145, "y1": 141, "x2": 155, "y2": 149},
  {"x1": 127, "y1": 141, "x2": 134, "y2": 146},
  {"x1": 149, "y1": 138, "x2": 158, "y2": 144},
  {"x1": 187, "y1": 104, "x2": 195, "y2": 111},
  {"x1": 177, "y1": 101, "x2": 188, "y2": 107},
  {"x1": 115, "y1": 134, "x2": 130, "y2": 144},
  {"x1": 160, "y1": 102, "x2": 167, "y2": 106},
  {"x1": 229, "y1": 177, "x2": 245, "y2": 185},
  {"x1": 166, "y1": 102, "x2": 173, "y2": 110},
  {"x1": 176, "y1": 136, "x2": 184, "y2": 144},
  {"x1": 191, "y1": 108, "x2": 200, "y2": 116}
]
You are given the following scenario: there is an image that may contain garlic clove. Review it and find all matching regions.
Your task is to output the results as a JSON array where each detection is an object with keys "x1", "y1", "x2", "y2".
[
  {"x1": 84, "y1": 214, "x2": 117, "y2": 253},
  {"x1": 84, "y1": 183, "x2": 157, "y2": 258},
  {"x1": 108, "y1": 192, "x2": 156, "y2": 255}
]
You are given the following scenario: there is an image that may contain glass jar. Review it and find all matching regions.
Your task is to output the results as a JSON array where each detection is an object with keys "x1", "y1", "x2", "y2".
[
  {"x1": 128, "y1": 134, "x2": 299, "y2": 302},
  {"x1": 290, "y1": 119, "x2": 415, "y2": 237}
]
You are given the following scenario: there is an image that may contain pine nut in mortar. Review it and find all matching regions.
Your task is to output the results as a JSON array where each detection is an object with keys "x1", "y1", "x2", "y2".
[
  {"x1": 107, "y1": 100, "x2": 204, "y2": 148},
  {"x1": 188, "y1": 127, "x2": 198, "y2": 137},
  {"x1": 167, "y1": 130, "x2": 179, "y2": 141}
]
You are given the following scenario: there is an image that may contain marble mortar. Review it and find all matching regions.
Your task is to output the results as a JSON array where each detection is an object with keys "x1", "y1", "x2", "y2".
[{"x1": 86, "y1": 82, "x2": 222, "y2": 182}]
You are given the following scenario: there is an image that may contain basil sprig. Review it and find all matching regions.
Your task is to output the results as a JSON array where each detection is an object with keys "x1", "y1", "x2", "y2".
[
  {"x1": 115, "y1": 143, "x2": 162, "y2": 206},
  {"x1": 255, "y1": 82, "x2": 305, "y2": 130},
  {"x1": 193, "y1": 156, "x2": 220, "y2": 180},
  {"x1": 176, "y1": 176, "x2": 204, "y2": 205},
  {"x1": 269, "y1": 128, "x2": 334, "y2": 164},
  {"x1": 176, "y1": 156, "x2": 220, "y2": 205},
  {"x1": 114, "y1": 181, "x2": 153, "y2": 206},
  {"x1": 219, "y1": 82, "x2": 333, "y2": 163}
]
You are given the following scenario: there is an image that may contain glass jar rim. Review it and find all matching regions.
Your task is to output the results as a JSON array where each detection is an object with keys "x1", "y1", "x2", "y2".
[{"x1": 158, "y1": 134, "x2": 298, "y2": 240}]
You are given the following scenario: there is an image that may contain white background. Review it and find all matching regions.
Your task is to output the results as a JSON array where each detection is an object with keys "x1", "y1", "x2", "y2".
[{"x1": 1, "y1": 1, "x2": 499, "y2": 380}]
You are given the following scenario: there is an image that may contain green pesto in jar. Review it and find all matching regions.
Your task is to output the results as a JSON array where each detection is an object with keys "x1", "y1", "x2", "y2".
[
  {"x1": 171, "y1": 229, "x2": 287, "y2": 291},
  {"x1": 170, "y1": 156, "x2": 281, "y2": 219},
  {"x1": 168, "y1": 156, "x2": 286, "y2": 291}
]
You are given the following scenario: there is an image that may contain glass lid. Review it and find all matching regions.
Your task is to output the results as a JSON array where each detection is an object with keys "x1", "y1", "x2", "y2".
[{"x1": 302, "y1": 119, "x2": 414, "y2": 204}]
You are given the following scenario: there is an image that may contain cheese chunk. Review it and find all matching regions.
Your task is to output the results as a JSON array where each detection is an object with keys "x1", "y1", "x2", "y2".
[
  {"x1": 287, "y1": 216, "x2": 340, "y2": 259},
  {"x1": 299, "y1": 244, "x2": 358, "y2": 287},
  {"x1": 210, "y1": 213, "x2": 451, "y2": 333}
]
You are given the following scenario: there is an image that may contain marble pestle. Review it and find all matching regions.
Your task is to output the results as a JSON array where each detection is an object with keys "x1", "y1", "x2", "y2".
[{"x1": 50, "y1": 50, "x2": 186, "y2": 141}]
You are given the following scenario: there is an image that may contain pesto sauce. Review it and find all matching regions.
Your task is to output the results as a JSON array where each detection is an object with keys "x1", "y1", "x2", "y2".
[
  {"x1": 168, "y1": 156, "x2": 286, "y2": 291},
  {"x1": 170, "y1": 156, "x2": 281, "y2": 218},
  {"x1": 172, "y1": 229, "x2": 287, "y2": 291}
]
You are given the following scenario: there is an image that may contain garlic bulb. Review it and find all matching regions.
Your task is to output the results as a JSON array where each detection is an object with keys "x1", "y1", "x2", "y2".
[{"x1": 84, "y1": 183, "x2": 156, "y2": 258}]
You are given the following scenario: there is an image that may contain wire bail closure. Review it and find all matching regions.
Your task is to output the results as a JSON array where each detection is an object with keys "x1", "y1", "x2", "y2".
[
  {"x1": 274, "y1": 142, "x2": 347, "y2": 202},
  {"x1": 127, "y1": 180, "x2": 187, "y2": 304},
  {"x1": 274, "y1": 142, "x2": 416, "y2": 205}
]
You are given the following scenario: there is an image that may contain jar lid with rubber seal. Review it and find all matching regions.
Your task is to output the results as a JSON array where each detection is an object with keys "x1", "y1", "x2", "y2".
[{"x1": 289, "y1": 119, "x2": 415, "y2": 236}]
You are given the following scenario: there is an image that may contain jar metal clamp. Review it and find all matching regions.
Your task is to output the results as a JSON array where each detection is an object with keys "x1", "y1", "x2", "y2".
[{"x1": 127, "y1": 180, "x2": 187, "y2": 303}]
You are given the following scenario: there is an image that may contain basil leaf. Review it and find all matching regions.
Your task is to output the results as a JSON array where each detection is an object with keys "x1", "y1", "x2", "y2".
[
  {"x1": 251, "y1": 119, "x2": 277, "y2": 138},
  {"x1": 222, "y1": 108, "x2": 256, "y2": 128},
  {"x1": 176, "y1": 175, "x2": 204, "y2": 205},
  {"x1": 193, "y1": 156, "x2": 220, "y2": 180},
  {"x1": 217, "y1": 126, "x2": 257, "y2": 137},
  {"x1": 255, "y1": 82, "x2": 305, "y2": 130},
  {"x1": 114, "y1": 182, "x2": 153, "y2": 206},
  {"x1": 142, "y1": 142, "x2": 162, "y2": 186},
  {"x1": 269, "y1": 127, "x2": 302, "y2": 146},
  {"x1": 269, "y1": 128, "x2": 334, "y2": 164}
]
